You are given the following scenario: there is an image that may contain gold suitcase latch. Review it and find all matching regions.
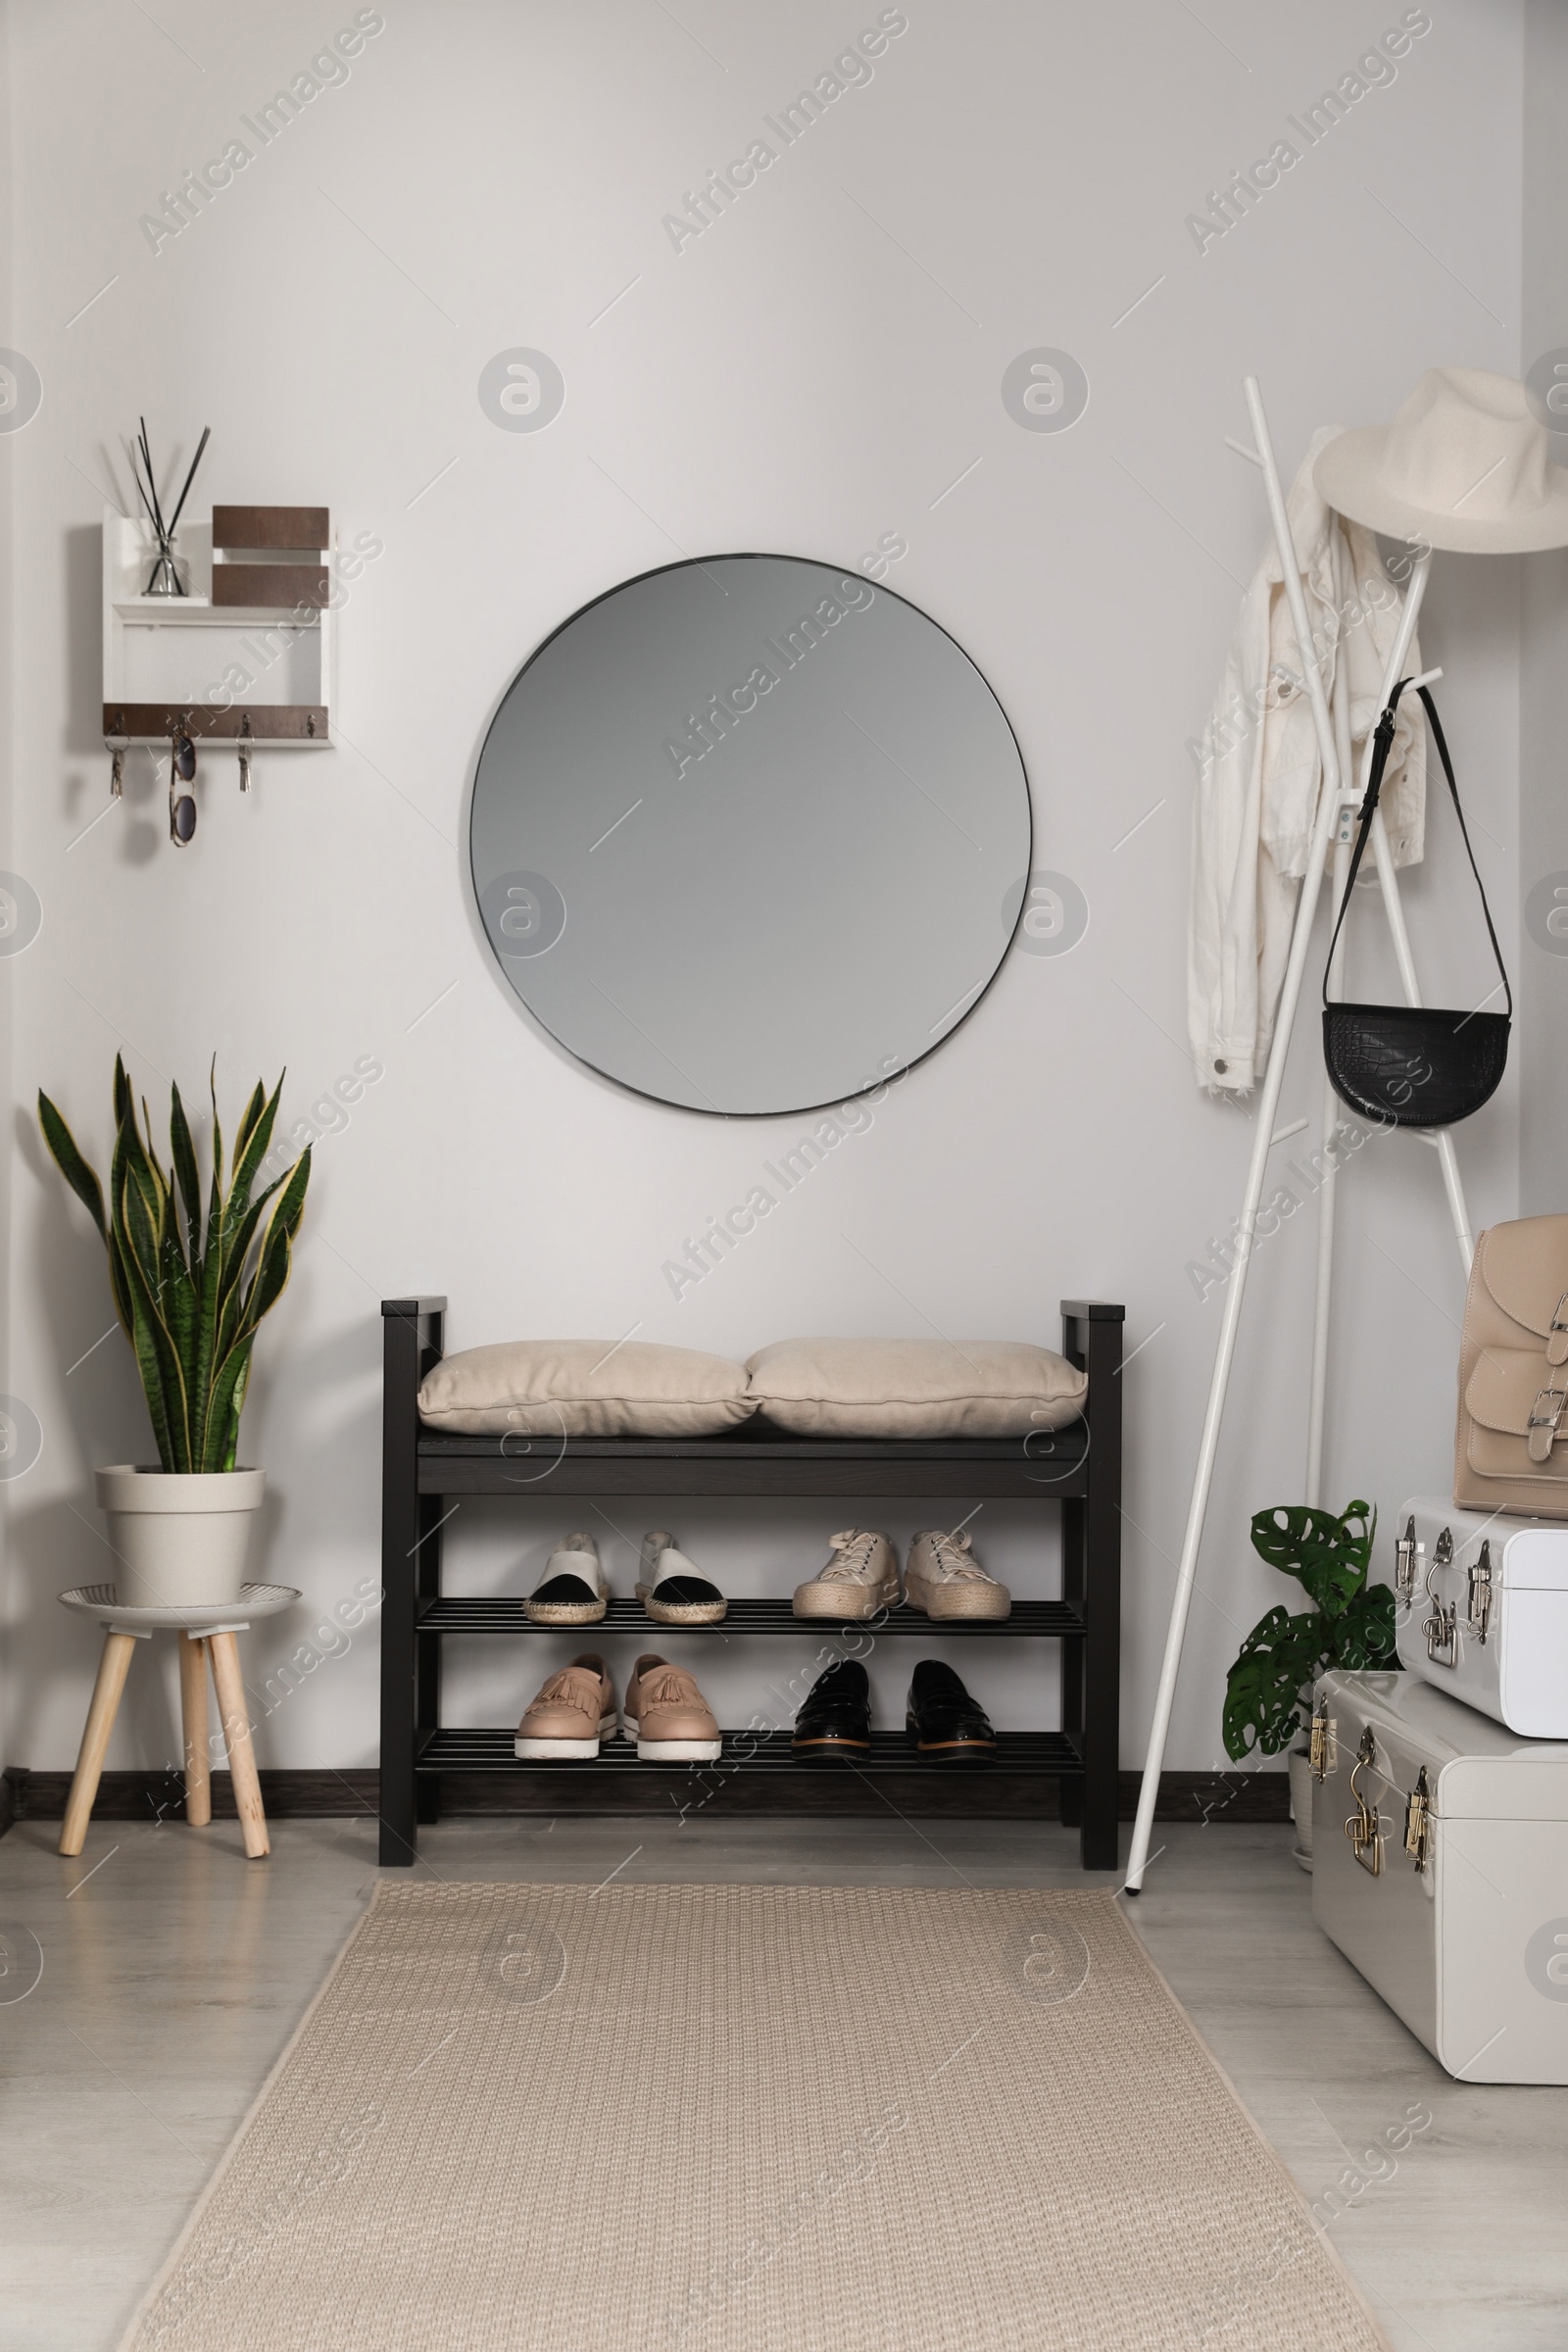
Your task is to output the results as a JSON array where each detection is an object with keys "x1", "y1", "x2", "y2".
[
  {"x1": 1346, "y1": 1729, "x2": 1386, "y2": 1877},
  {"x1": 1404, "y1": 1766, "x2": 1433, "y2": 1873},
  {"x1": 1394, "y1": 1515, "x2": 1422, "y2": 1604},
  {"x1": 1309, "y1": 1699, "x2": 1337, "y2": 1782}
]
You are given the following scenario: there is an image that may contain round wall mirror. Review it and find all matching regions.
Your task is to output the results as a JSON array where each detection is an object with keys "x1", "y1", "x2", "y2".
[{"x1": 470, "y1": 554, "x2": 1031, "y2": 1115}]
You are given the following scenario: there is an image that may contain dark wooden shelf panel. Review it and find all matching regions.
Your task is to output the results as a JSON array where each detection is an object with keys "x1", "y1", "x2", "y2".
[
  {"x1": 415, "y1": 1425, "x2": 1089, "y2": 1500},
  {"x1": 416, "y1": 1728, "x2": 1084, "y2": 1776},
  {"x1": 416, "y1": 1428, "x2": 1087, "y2": 1459},
  {"x1": 103, "y1": 701, "x2": 327, "y2": 743},
  {"x1": 213, "y1": 563, "x2": 329, "y2": 608},
  {"x1": 212, "y1": 504, "x2": 328, "y2": 551},
  {"x1": 416, "y1": 1594, "x2": 1084, "y2": 1639}
]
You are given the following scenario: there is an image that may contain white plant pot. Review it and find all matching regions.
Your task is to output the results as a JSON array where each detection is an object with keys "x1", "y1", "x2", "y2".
[
  {"x1": 1288, "y1": 1744, "x2": 1315, "y2": 1868},
  {"x1": 94, "y1": 1466, "x2": 266, "y2": 1609}
]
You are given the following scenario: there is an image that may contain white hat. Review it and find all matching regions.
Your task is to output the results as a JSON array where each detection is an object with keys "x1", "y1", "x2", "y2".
[{"x1": 1314, "y1": 367, "x2": 1568, "y2": 554}]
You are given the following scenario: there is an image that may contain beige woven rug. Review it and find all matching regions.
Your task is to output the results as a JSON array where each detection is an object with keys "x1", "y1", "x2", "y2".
[{"x1": 122, "y1": 1883, "x2": 1385, "y2": 2352}]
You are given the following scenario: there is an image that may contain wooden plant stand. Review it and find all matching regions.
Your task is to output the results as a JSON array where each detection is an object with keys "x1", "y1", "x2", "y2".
[{"x1": 56, "y1": 1583, "x2": 299, "y2": 1860}]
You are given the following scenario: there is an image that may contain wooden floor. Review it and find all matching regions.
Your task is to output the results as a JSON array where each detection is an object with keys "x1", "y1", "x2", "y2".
[{"x1": 2, "y1": 1815, "x2": 1564, "y2": 2350}]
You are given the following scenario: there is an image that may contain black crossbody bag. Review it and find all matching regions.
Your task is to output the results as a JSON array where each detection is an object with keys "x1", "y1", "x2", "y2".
[{"x1": 1321, "y1": 679, "x2": 1511, "y2": 1130}]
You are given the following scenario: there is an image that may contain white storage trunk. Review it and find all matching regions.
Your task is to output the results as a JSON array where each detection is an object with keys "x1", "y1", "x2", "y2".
[
  {"x1": 1311, "y1": 1670, "x2": 1568, "y2": 2083},
  {"x1": 1392, "y1": 1494, "x2": 1568, "y2": 1737}
]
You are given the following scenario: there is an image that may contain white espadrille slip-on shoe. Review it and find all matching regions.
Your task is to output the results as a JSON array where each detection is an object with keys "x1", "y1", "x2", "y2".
[
  {"x1": 904, "y1": 1527, "x2": 1011, "y2": 1620},
  {"x1": 792, "y1": 1529, "x2": 901, "y2": 1620},
  {"x1": 524, "y1": 1531, "x2": 611, "y2": 1624},
  {"x1": 636, "y1": 1530, "x2": 728, "y2": 1624}
]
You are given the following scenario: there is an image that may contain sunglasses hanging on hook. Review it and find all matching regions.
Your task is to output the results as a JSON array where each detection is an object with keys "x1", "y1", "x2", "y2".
[{"x1": 169, "y1": 718, "x2": 197, "y2": 846}]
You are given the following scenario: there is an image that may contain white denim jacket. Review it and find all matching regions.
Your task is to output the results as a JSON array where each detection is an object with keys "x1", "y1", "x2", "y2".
[{"x1": 1187, "y1": 426, "x2": 1424, "y2": 1094}]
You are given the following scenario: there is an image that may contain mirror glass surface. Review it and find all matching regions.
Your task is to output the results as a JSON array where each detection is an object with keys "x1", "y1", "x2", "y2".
[{"x1": 470, "y1": 554, "x2": 1031, "y2": 1114}]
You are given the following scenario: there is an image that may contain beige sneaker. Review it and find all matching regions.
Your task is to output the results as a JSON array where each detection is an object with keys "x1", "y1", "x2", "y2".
[
  {"x1": 905, "y1": 1528, "x2": 1010, "y2": 1620},
  {"x1": 622, "y1": 1653, "x2": 722, "y2": 1760},
  {"x1": 793, "y1": 1529, "x2": 900, "y2": 1620},
  {"x1": 524, "y1": 1532, "x2": 610, "y2": 1624},
  {"x1": 514, "y1": 1654, "x2": 617, "y2": 1756}
]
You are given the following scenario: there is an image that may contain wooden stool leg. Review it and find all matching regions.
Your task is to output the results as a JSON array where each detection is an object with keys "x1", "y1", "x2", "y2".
[
  {"x1": 209, "y1": 1631, "x2": 269, "y2": 1859},
  {"x1": 179, "y1": 1634, "x2": 212, "y2": 1827},
  {"x1": 59, "y1": 1632, "x2": 138, "y2": 1858}
]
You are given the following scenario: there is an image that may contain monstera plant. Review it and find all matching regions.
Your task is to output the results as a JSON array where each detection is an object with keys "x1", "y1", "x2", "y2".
[
  {"x1": 38, "y1": 1056, "x2": 310, "y2": 1474},
  {"x1": 1222, "y1": 1499, "x2": 1398, "y2": 1761}
]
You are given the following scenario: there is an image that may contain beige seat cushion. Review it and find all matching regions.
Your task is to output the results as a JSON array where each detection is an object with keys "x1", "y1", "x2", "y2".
[
  {"x1": 745, "y1": 1337, "x2": 1087, "y2": 1439},
  {"x1": 418, "y1": 1341, "x2": 754, "y2": 1438}
]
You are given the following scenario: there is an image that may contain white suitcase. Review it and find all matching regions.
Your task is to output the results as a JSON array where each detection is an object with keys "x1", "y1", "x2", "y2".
[
  {"x1": 1310, "y1": 1670, "x2": 1568, "y2": 2083},
  {"x1": 1392, "y1": 1494, "x2": 1568, "y2": 1736}
]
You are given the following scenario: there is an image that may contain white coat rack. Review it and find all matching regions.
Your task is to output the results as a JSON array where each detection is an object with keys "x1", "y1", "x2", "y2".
[{"x1": 1125, "y1": 375, "x2": 1476, "y2": 1896}]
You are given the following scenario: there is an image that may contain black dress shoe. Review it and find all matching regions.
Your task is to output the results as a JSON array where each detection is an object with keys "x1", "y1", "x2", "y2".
[
  {"x1": 906, "y1": 1660, "x2": 997, "y2": 1761},
  {"x1": 791, "y1": 1659, "x2": 872, "y2": 1760}
]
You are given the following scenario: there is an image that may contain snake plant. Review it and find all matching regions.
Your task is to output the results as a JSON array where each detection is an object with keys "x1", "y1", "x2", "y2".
[
  {"x1": 1222, "y1": 1499, "x2": 1397, "y2": 1759},
  {"x1": 38, "y1": 1056, "x2": 311, "y2": 1474}
]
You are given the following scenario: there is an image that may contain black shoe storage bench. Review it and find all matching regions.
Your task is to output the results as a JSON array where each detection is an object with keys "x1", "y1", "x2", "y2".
[{"x1": 379, "y1": 1298, "x2": 1123, "y2": 1870}]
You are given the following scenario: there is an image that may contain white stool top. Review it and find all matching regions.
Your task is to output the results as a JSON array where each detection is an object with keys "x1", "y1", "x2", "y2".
[{"x1": 57, "y1": 1582, "x2": 300, "y2": 1636}]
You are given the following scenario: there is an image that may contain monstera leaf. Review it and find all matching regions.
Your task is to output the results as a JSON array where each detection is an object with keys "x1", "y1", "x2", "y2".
[
  {"x1": 1222, "y1": 1496, "x2": 1396, "y2": 1762},
  {"x1": 1249, "y1": 1499, "x2": 1374, "y2": 1618},
  {"x1": 1329, "y1": 1578, "x2": 1398, "y2": 1671},
  {"x1": 1222, "y1": 1606, "x2": 1326, "y2": 1760},
  {"x1": 39, "y1": 1057, "x2": 310, "y2": 1474}
]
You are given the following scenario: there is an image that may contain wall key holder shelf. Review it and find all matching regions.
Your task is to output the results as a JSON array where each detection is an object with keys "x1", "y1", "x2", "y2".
[{"x1": 102, "y1": 502, "x2": 334, "y2": 832}]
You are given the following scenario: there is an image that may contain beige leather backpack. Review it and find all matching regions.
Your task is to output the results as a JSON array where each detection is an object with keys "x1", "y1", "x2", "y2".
[{"x1": 1455, "y1": 1214, "x2": 1568, "y2": 1515}]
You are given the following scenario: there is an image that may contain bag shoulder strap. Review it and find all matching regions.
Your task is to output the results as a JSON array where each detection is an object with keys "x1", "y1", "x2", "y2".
[{"x1": 1322, "y1": 679, "x2": 1512, "y2": 1019}]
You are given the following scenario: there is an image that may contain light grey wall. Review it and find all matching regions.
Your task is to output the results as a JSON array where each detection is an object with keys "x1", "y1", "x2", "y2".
[
  {"x1": 0, "y1": 0, "x2": 1528, "y2": 1778},
  {"x1": 0, "y1": 4, "x2": 13, "y2": 1780},
  {"x1": 1520, "y1": 0, "x2": 1568, "y2": 1214}
]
